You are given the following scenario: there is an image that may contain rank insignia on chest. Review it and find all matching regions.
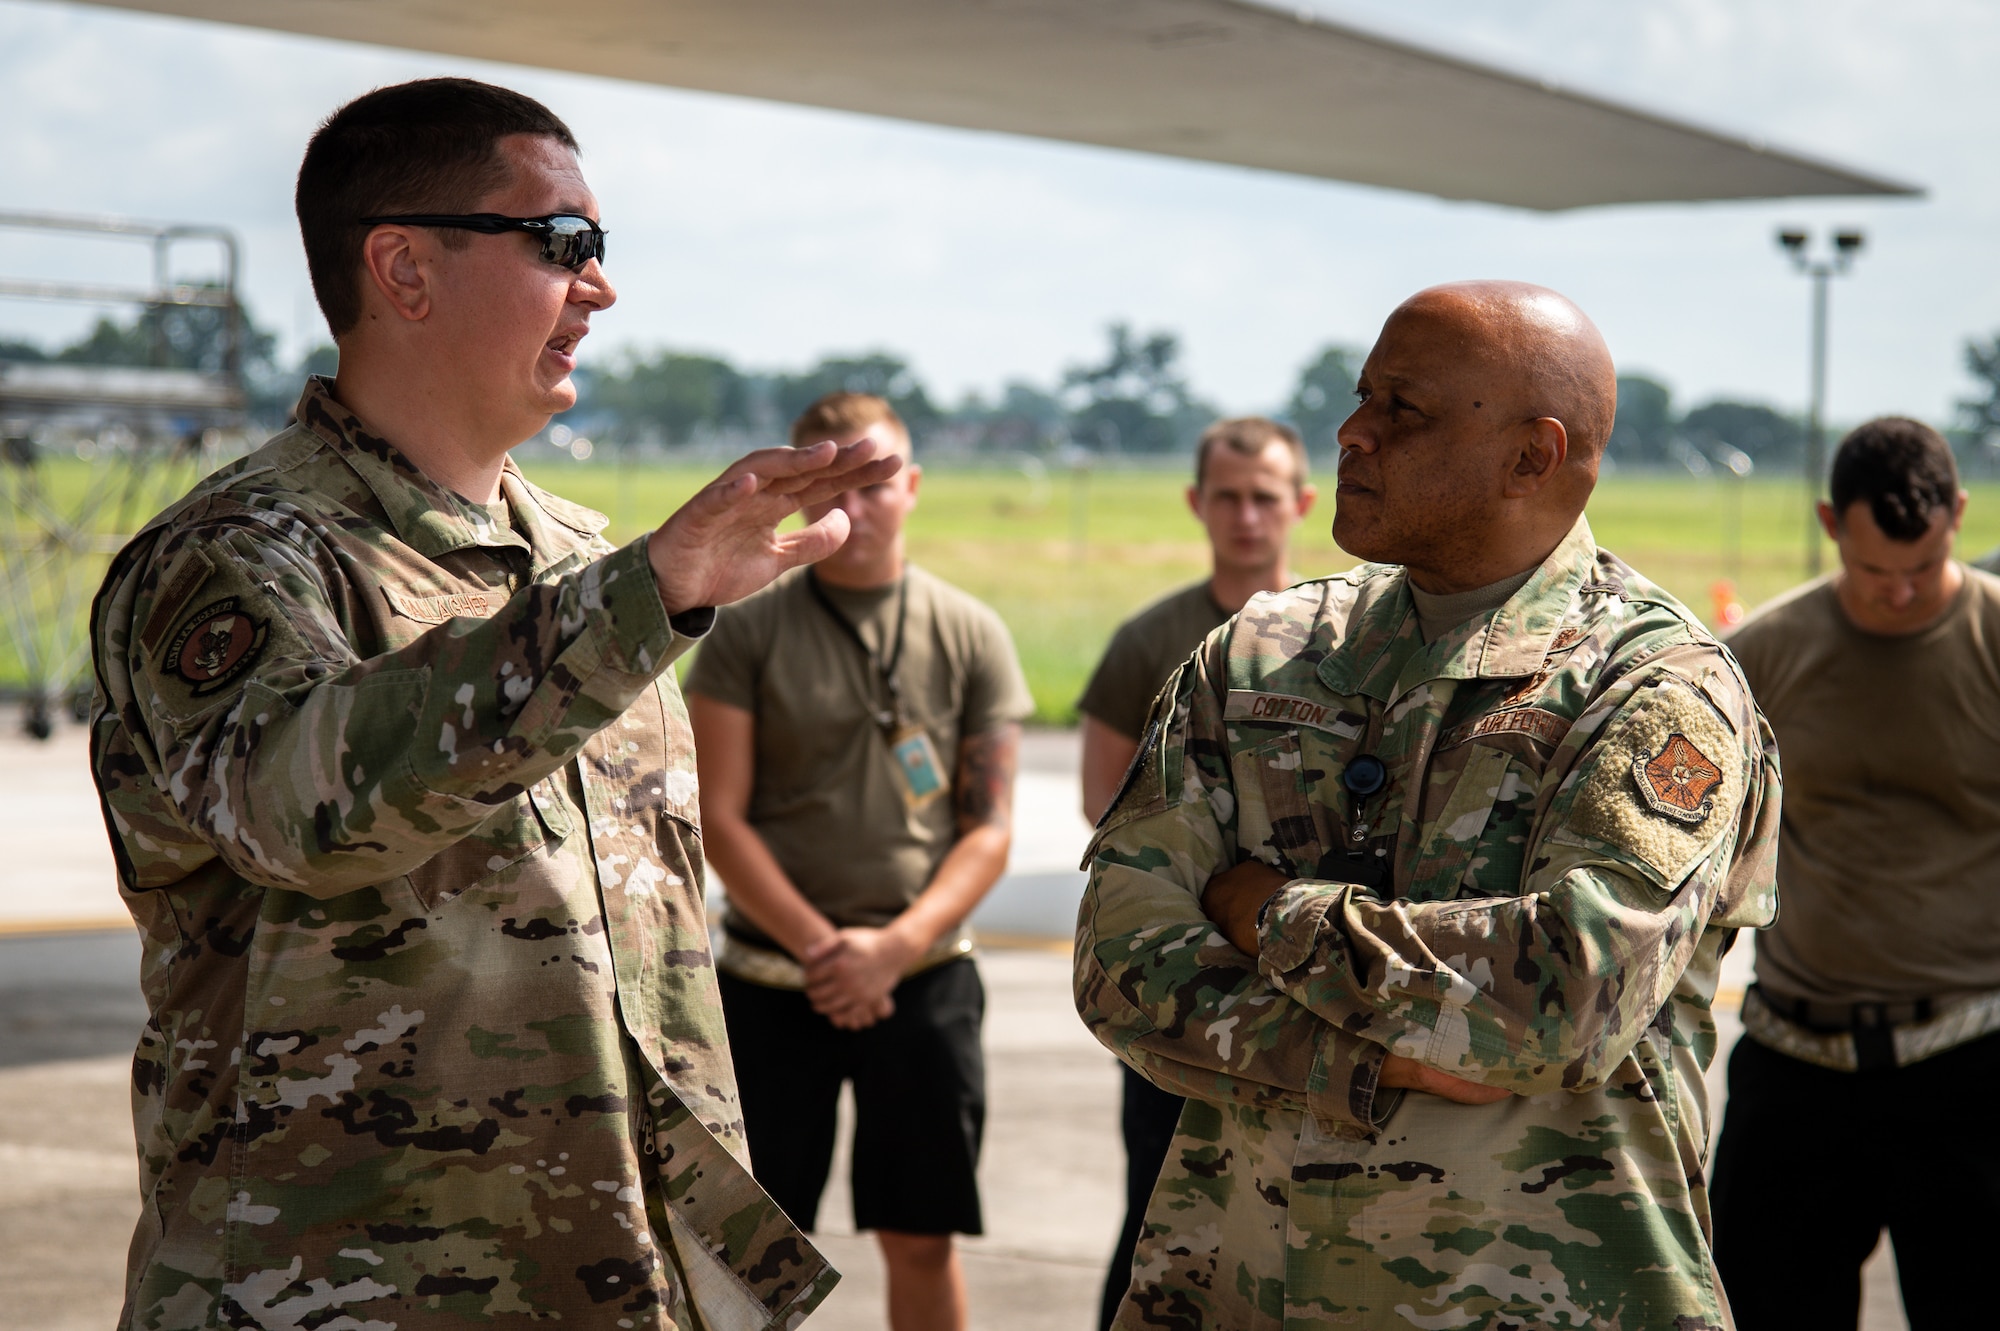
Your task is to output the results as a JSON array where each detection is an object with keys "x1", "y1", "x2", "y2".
[
  {"x1": 163, "y1": 596, "x2": 269, "y2": 696},
  {"x1": 1631, "y1": 732, "x2": 1723, "y2": 824}
]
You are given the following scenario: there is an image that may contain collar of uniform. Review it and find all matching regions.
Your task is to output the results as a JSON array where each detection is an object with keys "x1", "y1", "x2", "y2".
[
  {"x1": 1316, "y1": 515, "x2": 1596, "y2": 700},
  {"x1": 1408, "y1": 515, "x2": 1596, "y2": 684},
  {"x1": 499, "y1": 468, "x2": 611, "y2": 577},
  {"x1": 291, "y1": 376, "x2": 534, "y2": 560},
  {"x1": 1472, "y1": 514, "x2": 1596, "y2": 677}
]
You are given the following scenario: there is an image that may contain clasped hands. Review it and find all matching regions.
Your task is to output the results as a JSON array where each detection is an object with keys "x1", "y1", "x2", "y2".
[
  {"x1": 802, "y1": 925, "x2": 918, "y2": 1031},
  {"x1": 1201, "y1": 859, "x2": 1510, "y2": 1107}
]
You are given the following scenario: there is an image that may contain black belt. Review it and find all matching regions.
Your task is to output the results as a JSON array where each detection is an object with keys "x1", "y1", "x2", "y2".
[
  {"x1": 1756, "y1": 985, "x2": 1935, "y2": 1033},
  {"x1": 1754, "y1": 984, "x2": 1937, "y2": 1072}
]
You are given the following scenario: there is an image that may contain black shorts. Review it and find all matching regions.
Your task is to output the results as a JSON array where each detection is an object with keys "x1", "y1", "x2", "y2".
[
  {"x1": 1710, "y1": 1028, "x2": 2000, "y2": 1329},
  {"x1": 720, "y1": 956, "x2": 985, "y2": 1236}
]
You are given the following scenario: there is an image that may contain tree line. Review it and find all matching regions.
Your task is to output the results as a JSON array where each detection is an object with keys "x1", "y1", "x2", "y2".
[
  {"x1": 7, "y1": 301, "x2": 2000, "y2": 468},
  {"x1": 570, "y1": 335, "x2": 1369, "y2": 459}
]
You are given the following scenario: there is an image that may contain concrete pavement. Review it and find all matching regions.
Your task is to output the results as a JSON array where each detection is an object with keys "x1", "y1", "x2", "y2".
[{"x1": 0, "y1": 721, "x2": 1907, "y2": 1329}]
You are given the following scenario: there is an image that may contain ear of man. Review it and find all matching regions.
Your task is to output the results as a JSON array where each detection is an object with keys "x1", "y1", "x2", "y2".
[
  {"x1": 1502, "y1": 417, "x2": 1570, "y2": 500},
  {"x1": 358, "y1": 225, "x2": 437, "y2": 324}
]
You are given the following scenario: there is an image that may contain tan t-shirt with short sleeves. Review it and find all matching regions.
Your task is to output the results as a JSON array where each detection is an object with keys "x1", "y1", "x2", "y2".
[
  {"x1": 1727, "y1": 567, "x2": 2000, "y2": 1006},
  {"x1": 687, "y1": 563, "x2": 1033, "y2": 949},
  {"x1": 1077, "y1": 580, "x2": 1230, "y2": 741}
]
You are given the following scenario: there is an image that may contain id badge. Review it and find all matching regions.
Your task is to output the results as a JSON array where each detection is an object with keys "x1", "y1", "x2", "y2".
[{"x1": 888, "y1": 724, "x2": 949, "y2": 809}]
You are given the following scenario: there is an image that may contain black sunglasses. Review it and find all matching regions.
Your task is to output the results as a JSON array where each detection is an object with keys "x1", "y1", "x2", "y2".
[{"x1": 358, "y1": 212, "x2": 607, "y2": 272}]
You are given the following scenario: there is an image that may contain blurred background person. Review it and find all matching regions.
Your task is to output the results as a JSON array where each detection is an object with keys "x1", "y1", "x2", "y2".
[
  {"x1": 1713, "y1": 416, "x2": 2000, "y2": 1330},
  {"x1": 688, "y1": 391, "x2": 1034, "y2": 1331},
  {"x1": 1075, "y1": 415, "x2": 1316, "y2": 1329}
]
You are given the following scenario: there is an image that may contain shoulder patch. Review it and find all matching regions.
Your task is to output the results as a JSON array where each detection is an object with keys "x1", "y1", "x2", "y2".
[
  {"x1": 1631, "y1": 733, "x2": 1723, "y2": 825},
  {"x1": 1557, "y1": 680, "x2": 1742, "y2": 888},
  {"x1": 161, "y1": 597, "x2": 269, "y2": 696}
]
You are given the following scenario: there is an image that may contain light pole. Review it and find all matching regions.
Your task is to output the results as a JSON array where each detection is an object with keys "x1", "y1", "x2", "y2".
[{"x1": 1776, "y1": 227, "x2": 1865, "y2": 576}]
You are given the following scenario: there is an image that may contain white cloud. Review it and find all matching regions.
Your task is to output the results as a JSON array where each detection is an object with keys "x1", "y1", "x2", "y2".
[{"x1": 0, "y1": 0, "x2": 1994, "y2": 426}]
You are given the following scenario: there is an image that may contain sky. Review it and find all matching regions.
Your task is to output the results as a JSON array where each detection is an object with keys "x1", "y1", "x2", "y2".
[{"x1": 0, "y1": 0, "x2": 1995, "y2": 426}]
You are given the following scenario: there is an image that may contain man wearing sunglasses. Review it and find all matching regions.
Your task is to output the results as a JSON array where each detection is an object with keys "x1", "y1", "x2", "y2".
[{"x1": 88, "y1": 77, "x2": 893, "y2": 1330}]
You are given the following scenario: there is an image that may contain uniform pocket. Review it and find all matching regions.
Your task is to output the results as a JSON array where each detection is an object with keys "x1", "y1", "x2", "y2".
[
  {"x1": 402, "y1": 792, "x2": 552, "y2": 910},
  {"x1": 651, "y1": 677, "x2": 702, "y2": 831},
  {"x1": 1403, "y1": 743, "x2": 1519, "y2": 902},
  {"x1": 1235, "y1": 729, "x2": 1330, "y2": 877}
]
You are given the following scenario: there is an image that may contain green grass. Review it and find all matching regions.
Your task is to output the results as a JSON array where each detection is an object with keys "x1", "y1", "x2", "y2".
[
  {"x1": 13, "y1": 453, "x2": 2000, "y2": 723},
  {"x1": 517, "y1": 458, "x2": 2000, "y2": 723}
]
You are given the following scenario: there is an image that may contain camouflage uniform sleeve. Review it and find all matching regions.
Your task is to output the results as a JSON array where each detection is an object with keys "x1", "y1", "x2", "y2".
[
  {"x1": 102, "y1": 509, "x2": 694, "y2": 896},
  {"x1": 1255, "y1": 648, "x2": 1780, "y2": 1095},
  {"x1": 1074, "y1": 633, "x2": 1391, "y2": 1137}
]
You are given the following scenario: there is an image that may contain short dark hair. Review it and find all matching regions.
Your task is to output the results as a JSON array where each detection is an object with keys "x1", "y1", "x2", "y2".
[
  {"x1": 1194, "y1": 416, "x2": 1308, "y2": 492},
  {"x1": 789, "y1": 392, "x2": 908, "y2": 451},
  {"x1": 296, "y1": 78, "x2": 577, "y2": 336},
  {"x1": 1828, "y1": 416, "x2": 1959, "y2": 542}
]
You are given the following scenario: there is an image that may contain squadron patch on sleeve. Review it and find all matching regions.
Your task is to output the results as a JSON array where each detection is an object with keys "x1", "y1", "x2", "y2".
[
  {"x1": 1631, "y1": 733, "x2": 1723, "y2": 825},
  {"x1": 162, "y1": 597, "x2": 269, "y2": 697},
  {"x1": 1554, "y1": 677, "x2": 1743, "y2": 889}
]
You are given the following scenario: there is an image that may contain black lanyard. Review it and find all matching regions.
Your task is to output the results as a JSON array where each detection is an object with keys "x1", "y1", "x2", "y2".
[{"x1": 807, "y1": 569, "x2": 909, "y2": 733}]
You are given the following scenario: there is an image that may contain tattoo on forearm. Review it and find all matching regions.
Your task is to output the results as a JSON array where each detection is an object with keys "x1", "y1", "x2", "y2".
[{"x1": 955, "y1": 723, "x2": 1020, "y2": 830}]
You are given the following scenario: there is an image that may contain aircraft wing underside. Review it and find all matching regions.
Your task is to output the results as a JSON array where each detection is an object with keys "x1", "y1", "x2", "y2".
[{"x1": 74, "y1": 0, "x2": 1917, "y2": 210}]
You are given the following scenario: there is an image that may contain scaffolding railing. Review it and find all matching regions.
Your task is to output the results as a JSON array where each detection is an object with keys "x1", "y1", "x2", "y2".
[{"x1": 0, "y1": 211, "x2": 254, "y2": 738}]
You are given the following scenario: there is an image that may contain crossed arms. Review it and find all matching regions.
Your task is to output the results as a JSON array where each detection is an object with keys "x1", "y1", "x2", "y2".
[{"x1": 1074, "y1": 635, "x2": 1772, "y2": 1134}]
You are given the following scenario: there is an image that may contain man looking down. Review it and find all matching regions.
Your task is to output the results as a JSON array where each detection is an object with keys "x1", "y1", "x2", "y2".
[
  {"x1": 1712, "y1": 417, "x2": 2000, "y2": 1329},
  {"x1": 1075, "y1": 281, "x2": 1781, "y2": 1330},
  {"x1": 89, "y1": 78, "x2": 896, "y2": 1330}
]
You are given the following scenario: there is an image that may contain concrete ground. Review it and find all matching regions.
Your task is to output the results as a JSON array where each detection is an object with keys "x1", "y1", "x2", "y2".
[{"x1": 0, "y1": 721, "x2": 1907, "y2": 1329}]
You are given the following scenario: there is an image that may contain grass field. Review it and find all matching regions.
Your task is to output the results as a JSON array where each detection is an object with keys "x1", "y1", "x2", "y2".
[
  {"x1": 12, "y1": 454, "x2": 2000, "y2": 724},
  {"x1": 514, "y1": 457, "x2": 2000, "y2": 722}
]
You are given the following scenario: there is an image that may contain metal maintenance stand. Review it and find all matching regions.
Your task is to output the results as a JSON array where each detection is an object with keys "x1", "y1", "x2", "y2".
[{"x1": 0, "y1": 212, "x2": 251, "y2": 738}]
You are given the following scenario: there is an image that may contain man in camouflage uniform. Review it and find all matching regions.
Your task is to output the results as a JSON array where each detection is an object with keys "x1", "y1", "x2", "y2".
[
  {"x1": 88, "y1": 79, "x2": 896, "y2": 1329},
  {"x1": 1076, "y1": 282, "x2": 1781, "y2": 1330}
]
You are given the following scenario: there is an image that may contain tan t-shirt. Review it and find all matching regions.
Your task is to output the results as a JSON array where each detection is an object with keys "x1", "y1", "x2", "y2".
[
  {"x1": 687, "y1": 564, "x2": 1033, "y2": 946},
  {"x1": 1078, "y1": 580, "x2": 1230, "y2": 740},
  {"x1": 1408, "y1": 567, "x2": 1537, "y2": 644},
  {"x1": 1727, "y1": 567, "x2": 2000, "y2": 1005}
]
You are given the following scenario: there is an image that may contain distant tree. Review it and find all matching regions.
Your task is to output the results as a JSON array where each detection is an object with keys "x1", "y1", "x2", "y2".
[
  {"x1": 54, "y1": 295, "x2": 276, "y2": 379},
  {"x1": 1959, "y1": 331, "x2": 2000, "y2": 445},
  {"x1": 1285, "y1": 344, "x2": 1364, "y2": 453},
  {"x1": 1060, "y1": 323, "x2": 1210, "y2": 454},
  {"x1": 0, "y1": 337, "x2": 47, "y2": 362},
  {"x1": 772, "y1": 352, "x2": 940, "y2": 434},
  {"x1": 1680, "y1": 400, "x2": 1804, "y2": 467},
  {"x1": 948, "y1": 381, "x2": 1065, "y2": 453},
  {"x1": 36, "y1": 297, "x2": 291, "y2": 423},
  {"x1": 297, "y1": 343, "x2": 339, "y2": 378},
  {"x1": 1607, "y1": 375, "x2": 1674, "y2": 465},
  {"x1": 253, "y1": 342, "x2": 341, "y2": 422},
  {"x1": 595, "y1": 350, "x2": 750, "y2": 445}
]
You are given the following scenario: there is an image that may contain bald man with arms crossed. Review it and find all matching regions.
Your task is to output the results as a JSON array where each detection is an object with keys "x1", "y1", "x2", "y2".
[{"x1": 1076, "y1": 282, "x2": 1781, "y2": 1331}]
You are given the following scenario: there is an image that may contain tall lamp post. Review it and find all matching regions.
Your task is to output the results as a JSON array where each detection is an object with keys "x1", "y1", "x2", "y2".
[{"x1": 1776, "y1": 227, "x2": 1865, "y2": 576}]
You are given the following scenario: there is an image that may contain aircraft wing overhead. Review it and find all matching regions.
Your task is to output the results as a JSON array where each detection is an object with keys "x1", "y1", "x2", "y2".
[{"x1": 74, "y1": 0, "x2": 1918, "y2": 209}]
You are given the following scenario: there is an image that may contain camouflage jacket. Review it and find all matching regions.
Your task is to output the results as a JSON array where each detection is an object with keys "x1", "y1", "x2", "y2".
[
  {"x1": 1075, "y1": 518, "x2": 1779, "y2": 1331},
  {"x1": 89, "y1": 378, "x2": 834, "y2": 1330}
]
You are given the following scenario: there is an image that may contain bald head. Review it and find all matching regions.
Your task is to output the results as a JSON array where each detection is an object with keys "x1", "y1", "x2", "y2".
[
  {"x1": 1394, "y1": 281, "x2": 1618, "y2": 472},
  {"x1": 1334, "y1": 282, "x2": 1619, "y2": 592}
]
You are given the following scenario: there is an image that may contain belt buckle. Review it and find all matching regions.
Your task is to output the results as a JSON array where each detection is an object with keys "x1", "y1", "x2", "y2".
[{"x1": 1850, "y1": 1001, "x2": 1897, "y2": 1072}]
